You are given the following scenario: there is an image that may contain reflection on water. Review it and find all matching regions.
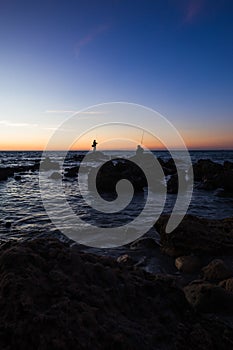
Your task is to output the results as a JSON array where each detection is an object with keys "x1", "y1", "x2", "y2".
[{"x1": 0, "y1": 150, "x2": 233, "y2": 242}]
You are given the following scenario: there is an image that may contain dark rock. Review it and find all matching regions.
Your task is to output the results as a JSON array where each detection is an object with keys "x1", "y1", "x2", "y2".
[
  {"x1": 175, "y1": 256, "x2": 202, "y2": 274},
  {"x1": 14, "y1": 175, "x2": 22, "y2": 180},
  {"x1": 5, "y1": 222, "x2": 11, "y2": 229},
  {"x1": 130, "y1": 237, "x2": 159, "y2": 250},
  {"x1": 0, "y1": 167, "x2": 14, "y2": 181},
  {"x1": 88, "y1": 159, "x2": 146, "y2": 193},
  {"x1": 167, "y1": 173, "x2": 178, "y2": 194},
  {"x1": 224, "y1": 161, "x2": 233, "y2": 171},
  {"x1": 201, "y1": 259, "x2": 232, "y2": 282},
  {"x1": 184, "y1": 281, "x2": 233, "y2": 313},
  {"x1": 64, "y1": 166, "x2": 79, "y2": 178},
  {"x1": 222, "y1": 170, "x2": 233, "y2": 193},
  {"x1": 219, "y1": 278, "x2": 233, "y2": 292},
  {"x1": 192, "y1": 159, "x2": 223, "y2": 182},
  {"x1": 0, "y1": 239, "x2": 232, "y2": 349},
  {"x1": 155, "y1": 215, "x2": 233, "y2": 257}
]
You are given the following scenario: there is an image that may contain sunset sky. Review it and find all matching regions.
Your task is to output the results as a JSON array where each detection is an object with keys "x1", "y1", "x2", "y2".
[{"x1": 0, "y1": 0, "x2": 232, "y2": 150}]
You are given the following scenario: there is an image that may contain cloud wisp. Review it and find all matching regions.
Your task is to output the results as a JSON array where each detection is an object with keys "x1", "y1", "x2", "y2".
[{"x1": 0, "y1": 120, "x2": 38, "y2": 128}]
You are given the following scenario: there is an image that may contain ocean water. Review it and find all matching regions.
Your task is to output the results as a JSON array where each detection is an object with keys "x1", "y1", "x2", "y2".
[{"x1": 0, "y1": 150, "x2": 233, "y2": 243}]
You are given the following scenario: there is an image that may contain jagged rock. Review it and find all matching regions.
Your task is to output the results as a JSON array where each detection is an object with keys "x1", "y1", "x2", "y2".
[
  {"x1": 175, "y1": 256, "x2": 202, "y2": 274},
  {"x1": 0, "y1": 239, "x2": 232, "y2": 349},
  {"x1": 201, "y1": 259, "x2": 232, "y2": 282},
  {"x1": 155, "y1": 215, "x2": 233, "y2": 257}
]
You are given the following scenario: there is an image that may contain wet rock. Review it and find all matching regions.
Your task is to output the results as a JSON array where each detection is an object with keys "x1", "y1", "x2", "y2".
[
  {"x1": 201, "y1": 259, "x2": 232, "y2": 282},
  {"x1": 49, "y1": 172, "x2": 62, "y2": 180},
  {"x1": 184, "y1": 281, "x2": 233, "y2": 313},
  {"x1": 0, "y1": 167, "x2": 14, "y2": 181},
  {"x1": 40, "y1": 157, "x2": 60, "y2": 171},
  {"x1": 155, "y1": 215, "x2": 233, "y2": 257},
  {"x1": 175, "y1": 256, "x2": 202, "y2": 274},
  {"x1": 5, "y1": 222, "x2": 11, "y2": 229},
  {"x1": 64, "y1": 166, "x2": 79, "y2": 178},
  {"x1": 14, "y1": 174, "x2": 22, "y2": 180}
]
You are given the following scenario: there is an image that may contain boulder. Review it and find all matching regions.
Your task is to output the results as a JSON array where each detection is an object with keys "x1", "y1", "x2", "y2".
[
  {"x1": 184, "y1": 281, "x2": 233, "y2": 313},
  {"x1": 175, "y1": 256, "x2": 202, "y2": 274},
  {"x1": 192, "y1": 159, "x2": 223, "y2": 182},
  {"x1": 201, "y1": 259, "x2": 232, "y2": 282},
  {"x1": 88, "y1": 159, "x2": 147, "y2": 193},
  {"x1": 155, "y1": 215, "x2": 233, "y2": 257}
]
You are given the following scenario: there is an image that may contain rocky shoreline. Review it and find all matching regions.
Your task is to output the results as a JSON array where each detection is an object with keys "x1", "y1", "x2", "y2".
[{"x1": 0, "y1": 214, "x2": 232, "y2": 349}]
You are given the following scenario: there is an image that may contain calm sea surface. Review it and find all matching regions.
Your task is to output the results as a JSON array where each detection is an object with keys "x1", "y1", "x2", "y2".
[{"x1": 0, "y1": 150, "x2": 233, "y2": 243}]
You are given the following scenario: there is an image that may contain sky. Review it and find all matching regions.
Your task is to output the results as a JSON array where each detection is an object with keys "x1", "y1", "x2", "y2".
[{"x1": 0, "y1": 0, "x2": 232, "y2": 150}]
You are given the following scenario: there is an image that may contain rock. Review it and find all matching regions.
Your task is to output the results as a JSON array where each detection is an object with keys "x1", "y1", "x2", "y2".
[
  {"x1": 0, "y1": 167, "x2": 14, "y2": 181},
  {"x1": 201, "y1": 259, "x2": 232, "y2": 282},
  {"x1": 224, "y1": 161, "x2": 233, "y2": 171},
  {"x1": 219, "y1": 278, "x2": 233, "y2": 292},
  {"x1": 155, "y1": 215, "x2": 233, "y2": 257},
  {"x1": 175, "y1": 256, "x2": 202, "y2": 274},
  {"x1": 40, "y1": 157, "x2": 60, "y2": 171},
  {"x1": 5, "y1": 222, "x2": 11, "y2": 229},
  {"x1": 130, "y1": 237, "x2": 159, "y2": 250},
  {"x1": 116, "y1": 254, "x2": 134, "y2": 265},
  {"x1": 222, "y1": 170, "x2": 233, "y2": 193},
  {"x1": 14, "y1": 175, "x2": 22, "y2": 180},
  {"x1": 184, "y1": 281, "x2": 233, "y2": 313},
  {"x1": 192, "y1": 159, "x2": 223, "y2": 182},
  {"x1": 0, "y1": 239, "x2": 232, "y2": 349},
  {"x1": 64, "y1": 166, "x2": 79, "y2": 178},
  {"x1": 49, "y1": 172, "x2": 62, "y2": 180},
  {"x1": 88, "y1": 159, "x2": 146, "y2": 193}
]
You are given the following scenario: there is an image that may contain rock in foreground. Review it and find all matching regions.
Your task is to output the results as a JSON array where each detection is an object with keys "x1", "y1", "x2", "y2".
[{"x1": 0, "y1": 239, "x2": 233, "y2": 350}]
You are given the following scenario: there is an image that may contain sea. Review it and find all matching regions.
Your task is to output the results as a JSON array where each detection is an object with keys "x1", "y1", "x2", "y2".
[{"x1": 0, "y1": 150, "x2": 233, "y2": 245}]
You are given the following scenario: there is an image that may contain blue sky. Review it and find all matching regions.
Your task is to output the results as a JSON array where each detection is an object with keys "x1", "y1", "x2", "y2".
[{"x1": 0, "y1": 0, "x2": 232, "y2": 149}]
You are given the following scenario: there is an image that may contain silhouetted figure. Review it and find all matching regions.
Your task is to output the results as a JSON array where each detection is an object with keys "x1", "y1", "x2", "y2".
[
  {"x1": 136, "y1": 144, "x2": 144, "y2": 157},
  {"x1": 92, "y1": 139, "x2": 98, "y2": 152}
]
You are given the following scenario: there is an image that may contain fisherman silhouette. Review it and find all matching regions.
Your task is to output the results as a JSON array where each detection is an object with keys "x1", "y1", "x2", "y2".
[
  {"x1": 92, "y1": 139, "x2": 98, "y2": 152},
  {"x1": 136, "y1": 144, "x2": 144, "y2": 157}
]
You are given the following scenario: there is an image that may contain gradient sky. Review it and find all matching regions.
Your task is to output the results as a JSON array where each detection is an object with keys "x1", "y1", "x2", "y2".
[{"x1": 0, "y1": 0, "x2": 232, "y2": 150}]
